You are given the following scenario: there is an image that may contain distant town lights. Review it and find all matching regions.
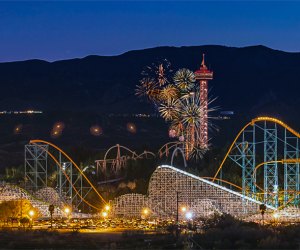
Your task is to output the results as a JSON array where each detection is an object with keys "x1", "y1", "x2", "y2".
[{"x1": 0, "y1": 110, "x2": 43, "y2": 115}]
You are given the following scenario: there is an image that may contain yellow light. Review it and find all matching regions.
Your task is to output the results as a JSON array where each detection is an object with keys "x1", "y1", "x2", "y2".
[
  {"x1": 102, "y1": 211, "x2": 108, "y2": 218},
  {"x1": 105, "y1": 205, "x2": 110, "y2": 211},
  {"x1": 143, "y1": 208, "x2": 149, "y2": 215},
  {"x1": 273, "y1": 213, "x2": 279, "y2": 219},
  {"x1": 64, "y1": 207, "x2": 70, "y2": 214},
  {"x1": 29, "y1": 210, "x2": 35, "y2": 217},
  {"x1": 181, "y1": 206, "x2": 187, "y2": 212}
]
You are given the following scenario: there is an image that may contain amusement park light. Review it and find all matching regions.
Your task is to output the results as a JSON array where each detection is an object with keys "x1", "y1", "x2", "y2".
[
  {"x1": 185, "y1": 211, "x2": 193, "y2": 220},
  {"x1": 29, "y1": 210, "x2": 35, "y2": 217},
  {"x1": 64, "y1": 207, "x2": 70, "y2": 214},
  {"x1": 102, "y1": 211, "x2": 108, "y2": 218},
  {"x1": 181, "y1": 206, "x2": 187, "y2": 212},
  {"x1": 105, "y1": 205, "x2": 110, "y2": 211},
  {"x1": 143, "y1": 208, "x2": 149, "y2": 215}
]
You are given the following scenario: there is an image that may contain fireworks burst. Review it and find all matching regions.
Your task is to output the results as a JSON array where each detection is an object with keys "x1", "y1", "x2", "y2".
[
  {"x1": 159, "y1": 99, "x2": 180, "y2": 121},
  {"x1": 135, "y1": 78, "x2": 160, "y2": 103},
  {"x1": 178, "y1": 93, "x2": 202, "y2": 127},
  {"x1": 173, "y1": 68, "x2": 195, "y2": 92},
  {"x1": 136, "y1": 61, "x2": 217, "y2": 161},
  {"x1": 141, "y1": 59, "x2": 172, "y2": 87},
  {"x1": 159, "y1": 84, "x2": 179, "y2": 101}
]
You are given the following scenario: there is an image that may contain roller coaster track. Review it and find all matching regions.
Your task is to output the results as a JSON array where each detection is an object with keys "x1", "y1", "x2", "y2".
[
  {"x1": 213, "y1": 117, "x2": 300, "y2": 181},
  {"x1": 29, "y1": 140, "x2": 107, "y2": 210},
  {"x1": 211, "y1": 116, "x2": 300, "y2": 208},
  {"x1": 158, "y1": 142, "x2": 188, "y2": 168},
  {"x1": 95, "y1": 144, "x2": 155, "y2": 175},
  {"x1": 202, "y1": 177, "x2": 243, "y2": 191}
]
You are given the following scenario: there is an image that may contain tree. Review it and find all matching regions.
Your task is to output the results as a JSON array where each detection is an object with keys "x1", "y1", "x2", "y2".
[{"x1": 0, "y1": 200, "x2": 39, "y2": 222}]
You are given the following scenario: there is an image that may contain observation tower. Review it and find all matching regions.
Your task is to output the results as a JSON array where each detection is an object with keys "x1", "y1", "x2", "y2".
[{"x1": 195, "y1": 54, "x2": 213, "y2": 149}]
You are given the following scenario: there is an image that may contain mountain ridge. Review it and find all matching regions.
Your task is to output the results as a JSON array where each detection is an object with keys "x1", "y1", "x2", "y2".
[{"x1": 0, "y1": 44, "x2": 299, "y2": 120}]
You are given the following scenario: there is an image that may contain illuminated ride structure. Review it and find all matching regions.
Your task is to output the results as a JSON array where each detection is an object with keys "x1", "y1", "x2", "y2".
[
  {"x1": 194, "y1": 54, "x2": 213, "y2": 149},
  {"x1": 22, "y1": 141, "x2": 154, "y2": 216},
  {"x1": 24, "y1": 140, "x2": 107, "y2": 214},
  {"x1": 111, "y1": 165, "x2": 268, "y2": 219},
  {"x1": 111, "y1": 117, "x2": 300, "y2": 219},
  {"x1": 213, "y1": 116, "x2": 300, "y2": 209},
  {"x1": 4, "y1": 116, "x2": 300, "y2": 219},
  {"x1": 95, "y1": 144, "x2": 155, "y2": 177}
]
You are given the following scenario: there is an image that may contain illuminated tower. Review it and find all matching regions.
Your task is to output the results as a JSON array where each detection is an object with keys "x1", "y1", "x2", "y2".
[{"x1": 195, "y1": 54, "x2": 213, "y2": 149}]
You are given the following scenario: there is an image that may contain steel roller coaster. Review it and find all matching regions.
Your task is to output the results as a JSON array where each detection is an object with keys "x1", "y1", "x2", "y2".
[
  {"x1": 213, "y1": 116, "x2": 300, "y2": 209},
  {"x1": 25, "y1": 140, "x2": 107, "y2": 212},
  {"x1": 24, "y1": 140, "x2": 155, "y2": 212},
  {"x1": 23, "y1": 116, "x2": 300, "y2": 217}
]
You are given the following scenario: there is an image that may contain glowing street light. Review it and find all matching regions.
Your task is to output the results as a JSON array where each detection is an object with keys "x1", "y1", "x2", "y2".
[
  {"x1": 102, "y1": 211, "x2": 108, "y2": 218},
  {"x1": 181, "y1": 206, "x2": 187, "y2": 213},
  {"x1": 143, "y1": 208, "x2": 149, "y2": 215},
  {"x1": 28, "y1": 210, "x2": 35, "y2": 228},
  {"x1": 105, "y1": 205, "x2": 110, "y2": 211},
  {"x1": 64, "y1": 207, "x2": 70, "y2": 214}
]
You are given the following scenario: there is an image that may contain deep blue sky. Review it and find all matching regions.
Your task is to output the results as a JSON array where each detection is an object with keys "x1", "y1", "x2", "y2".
[{"x1": 1, "y1": 1, "x2": 300, "y2": 62}]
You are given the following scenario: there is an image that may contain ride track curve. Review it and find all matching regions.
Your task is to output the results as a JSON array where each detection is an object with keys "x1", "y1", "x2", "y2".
[
  {"x1": 211, "y1": 116, "x2": 300, "y2": 209},
  {"x1": 213, "y1": 116, "x2": 300, "y2": 181},
  {"x1": 29, "y1": 140, "x2": 107, "y2": 210},
  {"x1": 252, "y1": 159, "x2": 300, "y2": 209}
]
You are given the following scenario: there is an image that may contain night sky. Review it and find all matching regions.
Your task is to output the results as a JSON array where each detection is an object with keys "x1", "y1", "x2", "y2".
[{"x1": 1, "y1": 1, "x2": 300, "y2": 62}]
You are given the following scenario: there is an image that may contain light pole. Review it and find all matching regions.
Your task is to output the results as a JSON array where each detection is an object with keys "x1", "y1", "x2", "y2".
[
  {"x1": 176, "y1": 192, "x2": 179, "y2": 224},
  {"x1": 64, "y1": 207, "x2": 71, "y2": 226},
  {"x1": 101, "y1": 211, "x2": 108, "y2": 219},
  {"x1": 259, "y1": 204, "x2": 266, "y2": 225},
  {"x1": 29, "y1": 210, "x2": 34, "y2": 228},
  {"x1": 49, "y1": 204, "x2": 54, "y2": 229},
  {"x1": 142, "y1": 208, "x2": 150, "y2": 220}
]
